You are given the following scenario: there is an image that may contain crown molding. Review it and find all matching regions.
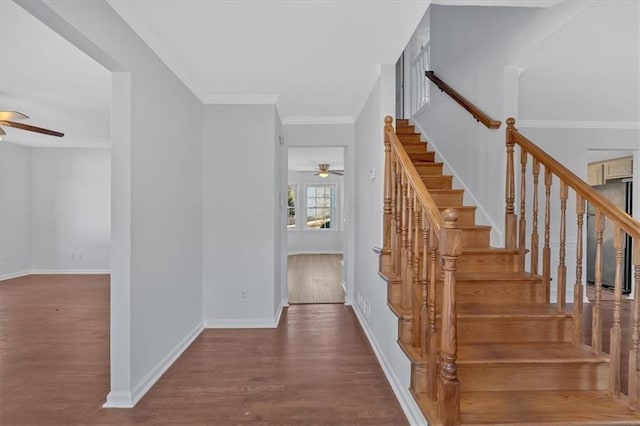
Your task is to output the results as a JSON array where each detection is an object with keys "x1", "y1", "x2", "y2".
[
  {"x1": 203, "y1": 94, "x2": 279, "y2": 105},
  {"x1": 432, "y1": 0, "x2": 563, "y2": 6},
  {"x1": 516, "y1": 120, "x2": 640, "y2": 130},
  {"x1": 281, "y1": 116, "x2": 355, "y2": 125}
]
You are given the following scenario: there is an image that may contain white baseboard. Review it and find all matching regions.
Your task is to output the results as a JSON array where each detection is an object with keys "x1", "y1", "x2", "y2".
[
  {"x1": 287, "y1": 250, "x2": 344, "y2": 256},
  {"x1": 0, "y1": 270, "x2": 31, "y2": 281},
  {"x1": 104, "y1": 321, "x2": 204, "y2": 408},
  {"x1": 204, "y1": 308, "x2": 283, "y2": 329},
  {"x1": 274, "y1": 304, "x2": 284, "y2": 328},
  {"x1": 30, "y1": 269, "x2": 111, "y2": 275},
  {"x1": 353, "y1": 304, "x2": 427, "y2": 426}
]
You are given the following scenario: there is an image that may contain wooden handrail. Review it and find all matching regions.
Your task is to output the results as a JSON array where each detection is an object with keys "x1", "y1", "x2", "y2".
[
  {"x1": 385, "y1": 123, "x2": 443, "y2": 233},
  {"x1": 425, "y1": 71, "x2": 501, "y2": 129},
  {"x1": 506, "y1": 118, "x2": 640, "y2": 240}
]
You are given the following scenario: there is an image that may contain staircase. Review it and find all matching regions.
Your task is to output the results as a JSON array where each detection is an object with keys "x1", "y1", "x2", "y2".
[{"x1": 379, "y1": 117, "x2": 640, "y2": 425}]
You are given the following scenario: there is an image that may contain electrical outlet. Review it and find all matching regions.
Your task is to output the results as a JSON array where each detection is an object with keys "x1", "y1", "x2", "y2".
[{"x1": 240, "y1": 290, "x2": 248, "y2": 303}]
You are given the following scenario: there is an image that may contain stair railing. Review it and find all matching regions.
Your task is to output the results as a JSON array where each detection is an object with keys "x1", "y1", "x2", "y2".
[
  {"x1": 505, "y1": 118, "x2": 640, "y2": 408},
  {"x1": 425, "y1": 71, "x2": 501, "y2": 129},
  {"x1": 383, "y1": 116, "x2": 462, "y2": 424}
]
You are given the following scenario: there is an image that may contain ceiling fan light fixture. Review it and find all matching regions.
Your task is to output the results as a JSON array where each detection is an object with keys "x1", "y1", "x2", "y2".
[{"x1": 318, "y1": 171, "x2": 329, "y2": 178}]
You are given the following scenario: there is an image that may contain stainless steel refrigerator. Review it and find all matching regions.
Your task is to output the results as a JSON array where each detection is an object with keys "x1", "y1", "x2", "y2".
[{"x1": 586, "y1": 180, "x2": 633, "y2": 293}]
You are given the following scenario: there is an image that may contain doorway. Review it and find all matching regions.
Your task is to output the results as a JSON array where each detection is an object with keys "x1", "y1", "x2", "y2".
[{"x1": 286, "y1": 147, "x2": 346, "y2": 304}]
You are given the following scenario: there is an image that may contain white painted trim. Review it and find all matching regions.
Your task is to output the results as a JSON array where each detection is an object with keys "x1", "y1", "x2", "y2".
[
  {"x1": 353, "y1": 304, "x2": 427, "y2": 426},
  {"x1": 274, "y1": 304, "x2": 284, "y2": 328},
  {"x1": 29, "y1": 269, "x2": 111, "y2": 275},
  {"x1": 0, "y1": 270, "x2": 31, "y2": 281},
  {"x1": 432, "y1": 0, "x2": 562, "y2": 6},
  {"x1": 287, "y1": 250, "x2": 344, "y2": 256},
  {"x1": 103, "y1": 391, "x2": 134, "y2": 408},
  {"x1": 517, "y1": 120, "x2": 640, "y2": 130},
  {"x1": 204, "y1": 315, "x2": 280, "y2": 329},
  {"x1": 203, "y1": 94, "x2": 279, "y2": 105},
  {"x1": 281, "y1": 116, "x2": 355, "y2": 125},
  {"x1": 412, "y1": 121, "x2": 504, "y2": 244},
  {"x1": 104, "y1": 321, "x2": 204, "y2": 408}
]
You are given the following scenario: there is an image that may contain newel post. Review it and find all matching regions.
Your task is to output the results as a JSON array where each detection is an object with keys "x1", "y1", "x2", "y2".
[
  {"x1": 438, "y1": 209, "x2": 462, "y2": 426},
  {"x1": 383, "y1": 116, "x2": 393, "y2": 254},
  {"x1": 505, "y1": 118, "x2": 517, "y2": 249}
]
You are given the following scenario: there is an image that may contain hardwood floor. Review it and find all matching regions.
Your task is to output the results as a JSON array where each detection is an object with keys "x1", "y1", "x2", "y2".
[
  {"x1": 0, "y1": 274, "x2": 406, "y2": 425},
  {"x1": 287, "y1": 254, "x2": 344, "y2": 304}
]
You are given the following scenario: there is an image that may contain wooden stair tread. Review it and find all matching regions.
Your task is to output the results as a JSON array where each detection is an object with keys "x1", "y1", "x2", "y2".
[
  {"x1": 458, "y1": 390, "x2": 640, "y2": 425},
  {"x1": 457, "y1": 342, "x2": 608, "y2": 364},
  {"x1": 461, "y1": 247, "x2": 519, "y2": 255},
  {"x1": 429, "y1": 188, "x2": 465, "y2": 194}
]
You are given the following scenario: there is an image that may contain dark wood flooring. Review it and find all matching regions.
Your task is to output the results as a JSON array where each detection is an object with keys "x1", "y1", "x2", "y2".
[{"x1": 0, "y1": 274, "x2": 407, "y2": 425}]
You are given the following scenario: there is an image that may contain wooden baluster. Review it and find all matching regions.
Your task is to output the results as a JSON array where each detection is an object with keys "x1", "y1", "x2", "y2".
[
  {"x1": 383, "y1": 117, "x2": 393, "y2": 255},
  {"x1": 543, "y1": 167, "x2": 552, "y2": 302},
  {"x1": 438, "y1": 209, "x2": 462, "y2": 426},
  {"x1": 406, "y1": 187, "x2": 414, "y2": 312},
  {"x1": 557, "y1": 181, "x2": 568, "y2": 310},
  {"x1": 629, "y1": 242, "x2": 640, "y2": 409},
  {"x1": 427, "y1": 226, "x2": 438, "y2": 401},
  {"x1": 412, "y1": 199, "x2": 422, "y2": 348},
  {"x1": 401, "y1": 173, "x2": 409, "y2": 309},
  {"x1": 505, "y1": 118, "x2": 517, "y2": 249},
  {"x1": 531, "y1": 158, "x2": 540, "y2": 275},
  {"x1": 421, "y1": 212, "x2": 429, "y2": 358},
  {"x1": 592, "y1": 210, "x2": 604, "y2": 355},
  {"x1": 518, "y1": 148, "x2": 527, "y2": 271},
  {"x1": 573, "y1": 194, "x2": 585, "y2": 344},
  {"x1": 609, "y1": 225, "x2": 624, "y2": 398},
  {"x1": 395, "y1": 162, "x2": 403, "y2": 276},
  {"x1": 390, "y1": 155, "x2": 398, "y2": 274}
]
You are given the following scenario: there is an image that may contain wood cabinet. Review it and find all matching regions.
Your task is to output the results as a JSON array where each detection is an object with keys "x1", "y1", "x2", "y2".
[
  {"x1": 588, "y1": 163, "x2": 604, "y2": 185},
  {"x1": 588, "y1": 156, "x2": 632, "y2": 185}
]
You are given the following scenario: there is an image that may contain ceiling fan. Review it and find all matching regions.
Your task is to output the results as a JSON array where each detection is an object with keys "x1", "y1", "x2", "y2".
[
  {"x1": 0, "y1": 111, "x2": 64, "y2": 138},
  {"x1": 315, "y1": 163, "x2": 344, "y2": 177}
]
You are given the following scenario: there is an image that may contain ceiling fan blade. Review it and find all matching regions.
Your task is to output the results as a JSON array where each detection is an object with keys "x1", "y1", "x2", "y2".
[
  {"x1": 329, "y1": 170, "x2": 344, "y2": 176},
  {"x1": 0, "y1": 120, "x2": 64, "y2": 137},
  {"x1": 0, "y1": 127, "x2": 5, "y2": 136},
  {"x1": 0, "y1": 111, "x2": 29, "y2": 121}
]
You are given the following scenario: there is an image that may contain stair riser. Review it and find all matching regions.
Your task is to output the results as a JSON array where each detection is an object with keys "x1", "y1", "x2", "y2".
[
  {"x1": 387, "y1": 282, "x2": 401, "y2": 305},
  {"x1": 396, "y1": 126, "x2": 416, "y2": 134},
  {"x1": 398, "y1": 134, "x2": 421, "y2": 143},
  {"x1": 454, "y1": 253, "x2": 519, "y2": 273},
  {"x1": 458, "y1": 363, "x2": 608, "y2": 392},
  {"x1": 460, "y1": 228, "x2": 490, "y2": 248},
  {"x1": 436, "y1": 281, "x2": 545, "y2": 304},
  {"x1": 430, "y1": 192, "x2": 464, "y2": 206},
  {"x1": 409, "y1": 152, "x2": 435, "y2": 162},
  {"x1": 414, "y1": 163, "x2": 443, "y2": 175},
  {"x1": 396, "y1": 119, "x2": 410, "y2": 126},
  {"x1": 422, "y1": 176, "x2": 453, "y2": 190},
  {"x1": 456, "y1": 317, "x2": 573, "y2": 344},
  {"x1": 403, "y1": 144, "x2": 429, "y2": 154},
  {"x1": 439, "y1": 207, "x2": 476, "y2": 226}
]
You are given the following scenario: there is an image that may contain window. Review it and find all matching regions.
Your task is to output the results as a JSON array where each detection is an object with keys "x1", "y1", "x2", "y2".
[
  {"x1": 306, "y1": 185, "x2": 335, "y2": 230},
  {"x1": 287, "y1": 184, "x2": 296, "y2": 229}
]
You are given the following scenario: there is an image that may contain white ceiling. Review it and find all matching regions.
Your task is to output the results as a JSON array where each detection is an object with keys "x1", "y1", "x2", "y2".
[
  {"x1": 106, "y1": 0, "x2": 431, "y2": 122},
  {"x1": 288, "y1": 147, "x2": 344, "y2": 172},
  {"x1": 0, "y1": 1, "x2": 111, "y2": 148}
]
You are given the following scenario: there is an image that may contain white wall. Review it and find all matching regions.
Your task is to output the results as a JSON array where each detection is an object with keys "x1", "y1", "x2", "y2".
[
  {"x1": 353, "y1": 65, "x2": 426, "y2": 425},
  {"x1": 287, "y1": 170, "x2": 344, "y2": 254},
  {"x1": 18, "y1": 0, "x2": 205, "y2": 406},
  {"x1": 202, "y1": 104, "x2": 281, "y2": 326},
  {"x1": 30, "y1": 148, "x2": 110, "y2": 273},
  {"x1": 0, "y1": 142, "x2": 31, "y2": 279}
]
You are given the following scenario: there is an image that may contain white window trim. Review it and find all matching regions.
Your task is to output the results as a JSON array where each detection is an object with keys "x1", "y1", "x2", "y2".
[{"x1": 303, "y1": 183, "x2": 340, "y2": 232}]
